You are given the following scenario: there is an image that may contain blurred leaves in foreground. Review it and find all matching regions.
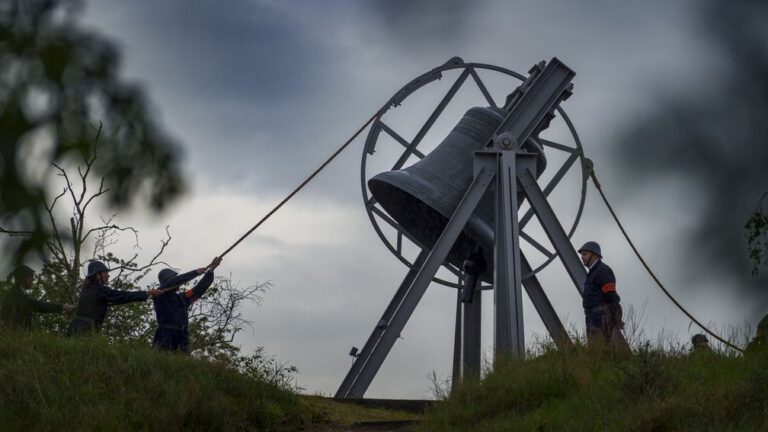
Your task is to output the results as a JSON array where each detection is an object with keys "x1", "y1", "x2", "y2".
[
  {"x1": 0, "y1": 0, "x2": 185, "y2": 261},
  {"x1": 614, "y1": 0, "x2": 768, "y2": 301}
]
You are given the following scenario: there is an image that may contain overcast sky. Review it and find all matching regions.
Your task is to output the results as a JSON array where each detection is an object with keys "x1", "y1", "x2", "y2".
[{"x1": 64, "y1": 0, "x2": 765, "y2": 398}]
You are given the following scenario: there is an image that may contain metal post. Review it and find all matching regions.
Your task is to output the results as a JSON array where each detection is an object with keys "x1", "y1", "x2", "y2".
[
  {"x1": 451, "y1": 280, "x2": 462, "y2": 389},
  {"x1": 491, "y1": 150, "x2": 525, "y2": 357},
  {"x1": 462, "y1": 288, "x2": 482, "y2": 380},
  {"x1": 335, "y1": 250, "x2": 428, "y2": 398}
]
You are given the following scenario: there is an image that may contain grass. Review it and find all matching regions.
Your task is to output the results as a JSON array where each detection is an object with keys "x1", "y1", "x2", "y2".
[
  {"x1": 0, "y1": 329, "x2": 420, "y2": 431},
  {"x1": 0, "y1": 329, "x2": 314, "y2": 431},
  {"x1": 417, "y1": 342, "x2": 768, "y2": 431},
  {"x1": 10, "y1": 326, "x2": 764, "y2": 431},
  {"x1": 300, "y1": 396, "x2": 421, "y2": 426}
]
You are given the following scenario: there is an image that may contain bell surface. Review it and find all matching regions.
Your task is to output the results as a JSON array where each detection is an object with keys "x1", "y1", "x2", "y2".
[{"x1": 369, "y1": 107, "x2": 546, "y2": 281}]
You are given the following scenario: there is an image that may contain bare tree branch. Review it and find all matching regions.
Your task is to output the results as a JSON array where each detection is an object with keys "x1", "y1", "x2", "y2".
[
  {"x1": 44, "y1": 187, "x2": 71, "y2": 271},
  {"x1": 0, "y1": 227, "x2": 33, "y2": 236},
  {"x1": 110, "y1": 226, "x2": 173, "y2": 280},
  {"x1": 83, "y1": 223, "x2": 137, "y2": 243}
]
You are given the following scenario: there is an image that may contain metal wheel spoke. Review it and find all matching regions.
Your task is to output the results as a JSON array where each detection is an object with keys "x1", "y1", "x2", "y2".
[
  {"x1": 379, "y1": 121, "x2": 426, "y2": 160},
  {"x1": 391, "y1": 68, "x2": 471, "y2": 171},
  {"x1": 443, "y1": 262, "x2": 462, "y2": 279},
  {"x1": 469, "y1": 67, "x2": 497, "y2": 108},
  {"x1": 540, "y1": 138, "x2": 576, "y2": 154},
  {"x1": 520, "y1": 232, "x2": 555, "y2": 259},
  {"x1": 519, "y1": 152, "x2": 579, "y2": 228},
  {"x1": 369, "y1": 205, "x2": 401, "y2": 232},
  {"x1": 542, "y1": 152, "x2": 579, "y2": 195}
]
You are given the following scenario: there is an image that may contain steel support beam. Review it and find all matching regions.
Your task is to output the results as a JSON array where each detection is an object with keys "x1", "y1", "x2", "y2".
[
  {"x1": 490, "y1": 151, "x2": 525, "y2": 357},
  {"x1": 337, "y1": 166, "x2": 495, "y2": 398},
  {"x1": 335, "y1": 251, "x2": 428, "y2": 398},
  {"x1": 520, "y1": 253, "x2": 571, "y2": 349},
  {"x1": 462, "y1": 290, "x2": 482, "y2": 380},
  {"x1": 451, "y1": 285, "x2": 462, "y2": 388},
  {"x1": 517, "y1": 164, "x2": 586, "y2": 293}
]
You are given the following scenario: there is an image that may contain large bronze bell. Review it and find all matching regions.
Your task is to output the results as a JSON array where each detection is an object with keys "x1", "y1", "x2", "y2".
[{"x1": 368, "y1": 107, "x2": 547, "y2": 281}]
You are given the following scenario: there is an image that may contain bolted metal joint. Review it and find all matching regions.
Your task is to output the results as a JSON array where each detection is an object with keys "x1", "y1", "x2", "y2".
[{"x1": 496, "y1": 132, "x2": 517, "y2": 150}]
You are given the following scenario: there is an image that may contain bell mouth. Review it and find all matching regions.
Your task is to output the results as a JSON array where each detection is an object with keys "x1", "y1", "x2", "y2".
[{"x1": 369, "y1": 173, "x2": 495, "y2": 281}]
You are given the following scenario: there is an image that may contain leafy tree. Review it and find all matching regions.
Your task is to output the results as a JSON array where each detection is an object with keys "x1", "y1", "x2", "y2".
[
  {"x1": 2, "y1": 132, "x2": 289, "y2": 385},
  {"x1": 745, "y1": 193, "x2": 768, "y2": 276},
  {"x1": 0, "y1": 0, "x2": 185, "y2": 261}
]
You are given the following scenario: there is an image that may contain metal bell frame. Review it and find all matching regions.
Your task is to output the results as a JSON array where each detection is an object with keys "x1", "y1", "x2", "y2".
[
  {"x1": 338, "y1": 58, "x2": 598, "y2": 399},
  {"x1": 360, "y1": 57, "x2": 589, "y2": 288}
]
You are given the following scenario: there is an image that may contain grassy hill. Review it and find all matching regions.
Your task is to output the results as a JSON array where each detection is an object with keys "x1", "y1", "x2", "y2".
[
  {"x1": 7, "y1": 329, "x2": 765, "y2": 431},
  {"x1": 417, "y1": 343, "x2": 768, "y2": 431},
  {"x1": 0, "y1": 330, "x2": 316, "y2": 430},
  {"x1": 0, "y1": 330, "x2": 418, "y2": 431}
]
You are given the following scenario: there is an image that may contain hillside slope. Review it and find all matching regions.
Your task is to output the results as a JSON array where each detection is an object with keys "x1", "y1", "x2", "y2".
[
  {"x1": 418, "y1": 345, "x2": 768, "y2": 431},
  {"x1": 0, "y1": 330, "x2": 321, "y2": 431}
]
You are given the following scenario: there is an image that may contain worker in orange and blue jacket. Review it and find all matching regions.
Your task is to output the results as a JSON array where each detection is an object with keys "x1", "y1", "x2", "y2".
[
  {"x1": 578, "y1": 241, "x2": 624, "y2": 347},
  {"x1": 152, "y1": 257, "x2": 222, "y2": 353}
]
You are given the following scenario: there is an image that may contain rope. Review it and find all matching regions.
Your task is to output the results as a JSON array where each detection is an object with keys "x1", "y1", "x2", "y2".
[
  {"x1": 216, "y1": 111, "x2": 379, "y2": 260},
  {"x1": 589, "y1": 169, "x2": 745, "y2": 353},
  {"x1": 206, "y1": 98, "x2": 744, "y2": 353}
]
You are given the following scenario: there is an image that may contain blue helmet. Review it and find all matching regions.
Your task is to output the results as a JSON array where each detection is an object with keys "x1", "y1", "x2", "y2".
[
  {"x1": 86, "y1": 261, "x2": 110, "y2": 278},
  {"x1": 158, "y1": 268, "x2": 178, "y2": 286},
  {"x1": 691, "y1": 334, "x2": 709, "y2": 346},
  {"x1": 578, "y1": 241, "x2": 602, "y2": 258}
]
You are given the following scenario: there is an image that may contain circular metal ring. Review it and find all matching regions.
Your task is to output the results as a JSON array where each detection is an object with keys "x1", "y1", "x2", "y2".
[{"x1": 361, "y1": 57, "x2": 586, "y2": 287}]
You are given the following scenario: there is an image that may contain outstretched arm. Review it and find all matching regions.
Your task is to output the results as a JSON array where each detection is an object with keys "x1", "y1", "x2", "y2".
[
  {"x1": 24, "y1": 293, "x2": 63, "y2": 314},
  {"x1": 100, "y1": 285, "x2": 149, "y2": 305},
  {"x1": 159, "y1": 270, "x2": 200, "y2": 290},
  {"x1": 184, "y1": 257, "x2": 222, "y2": 303}
]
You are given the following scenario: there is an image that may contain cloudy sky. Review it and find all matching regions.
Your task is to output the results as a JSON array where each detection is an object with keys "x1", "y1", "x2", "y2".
[{"x1": 65, "y1": 0, "x2": 766, "y2": 398}]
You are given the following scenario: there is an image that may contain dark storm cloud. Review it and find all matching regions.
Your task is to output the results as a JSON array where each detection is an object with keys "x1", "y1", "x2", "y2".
[
  {"x1": 366, "y1": 0, "x2": 484, "y2": 46},
  {"x1": 613, "y1": 0, "x2": 768, "y2": 310},
  {"x1": 88, "y1": 0, "x2": 328, "y2": 104},
  {"x1": 82, "y1": 0, "x2": 347, "y2": 192}
]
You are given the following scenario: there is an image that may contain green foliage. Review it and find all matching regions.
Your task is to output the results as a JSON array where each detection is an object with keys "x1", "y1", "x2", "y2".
[
  {"x1": 0, "y1": 329, "x2": 316, "y2": 431},
  {"x1": 745, "y1": 193, "x2": 768, "y2": 276},
  {"x1": 0, "y1": 330, "x2": 418, "y2": 430},
  {"x1": 0, "y1": 0, "x2": 185, "y2": 260},
  {"x1": 236, "y1": 346, "x2": 299, "y2": 390},
  {"x1": 418, "y1": 344, "x2": 768, "y2": 432},
  {"x1": 26, "y1": 257, "x2": 284, "y2": 381}
]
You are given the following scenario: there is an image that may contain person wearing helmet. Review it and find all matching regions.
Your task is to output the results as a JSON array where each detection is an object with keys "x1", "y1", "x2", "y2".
[
  {"x1": 690, "y1": 334, "x2": 711, "y2": 353},
  {"x1": 151, "y1": 256, "x2": 222, "y2": 353},
  {"x1": 66, "y1": 260, "x2": 163, "y2": 336},
  {"x1": 0, "y1": 265, "x2": 76, "y2": 330},
  {"x1": 578, "y1": 241, "x2": 623, "y2": 346}
]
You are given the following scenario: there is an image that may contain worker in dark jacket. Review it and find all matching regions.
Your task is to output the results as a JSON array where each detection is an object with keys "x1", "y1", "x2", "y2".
[
  {"x1": 0, "y1": 265, "x2": 75, "y2": 330},
  {"x1": 690, "y1": 334, "x2": 711, "y2": 353},
  {"x1": 67, "y1": 261, "x2": 163, "y2": 336},
  {"x1": 578, "y1": 241, "x2": 624, "y2": 347},
  {"x1": 152, "y1": 256, "x2": 222, "y2": 353}
]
